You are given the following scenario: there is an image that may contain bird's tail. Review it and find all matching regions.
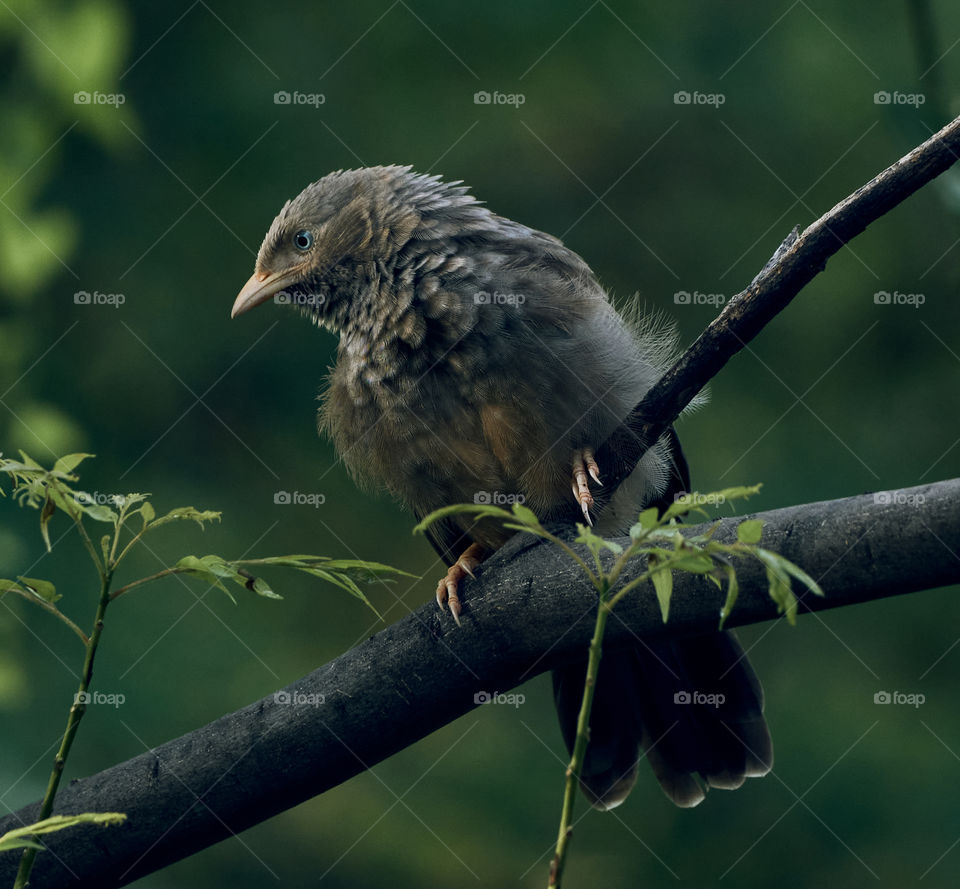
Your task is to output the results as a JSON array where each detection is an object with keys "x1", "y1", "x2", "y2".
[{"x1": 552, "y1": 631, "x2": 772, "y2": 809}]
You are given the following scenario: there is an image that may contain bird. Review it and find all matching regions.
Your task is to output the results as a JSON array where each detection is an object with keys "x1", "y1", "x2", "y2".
[{"x1": 231, "y1": 165, "x2": 772, "y2": 809}]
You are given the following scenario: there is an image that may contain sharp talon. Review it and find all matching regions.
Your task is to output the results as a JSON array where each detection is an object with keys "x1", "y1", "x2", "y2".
[
  {"x1": 432, "y1": 542, "x2": 487, "y2": 627},
  {"x1": 571, "y1": 448, "x2": 597, "y2": 524},
  {"x1": 583, "y1": 447, "x2": 602, "y2": 485},
  {"x1": 448, "y1": 596, "x2": 462, "y2": 627}
]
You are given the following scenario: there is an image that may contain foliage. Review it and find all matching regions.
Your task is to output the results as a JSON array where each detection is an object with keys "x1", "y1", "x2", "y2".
[
  {"x1": 0, "y1": 451, "x2": 408, "y2": 887},
  {"x1": 0, "y1": 813, "x2": 126, "y2": 853},
  {"x1": 416, "y1": 485, "x2": 823, "y2": 887}
]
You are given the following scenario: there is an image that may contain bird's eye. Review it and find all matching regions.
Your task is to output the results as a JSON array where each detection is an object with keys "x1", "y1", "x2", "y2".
[{"x1": 293, "y1": 230, "x2": 314, "y2": 251}]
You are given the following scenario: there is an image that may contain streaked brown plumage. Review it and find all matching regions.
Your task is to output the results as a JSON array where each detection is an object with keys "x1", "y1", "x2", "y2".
[{"x1": 232, "y1": 166, "x2": 772, "y2": 809}]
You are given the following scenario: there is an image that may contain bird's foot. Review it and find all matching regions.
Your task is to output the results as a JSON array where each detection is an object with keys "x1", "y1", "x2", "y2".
[
  {"x1": 571, "y1": 447, "x2": 602, "y2": 526},
  {"x1": 436, "y1": 542, "x2": 487, "y2": 626}
]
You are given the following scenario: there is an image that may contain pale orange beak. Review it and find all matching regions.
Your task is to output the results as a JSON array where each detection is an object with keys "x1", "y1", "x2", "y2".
[{"x1": 231, "y1": 267, "x2": 304, "y2": 318}]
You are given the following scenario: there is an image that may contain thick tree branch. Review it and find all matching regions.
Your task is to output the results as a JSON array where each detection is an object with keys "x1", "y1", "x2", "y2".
[
  {"x1": 1, "y1": 480, "x2": 958, "y2": 888},
  {"x1": 594, "y1": 112, "x2": 960, "y2": 502}
]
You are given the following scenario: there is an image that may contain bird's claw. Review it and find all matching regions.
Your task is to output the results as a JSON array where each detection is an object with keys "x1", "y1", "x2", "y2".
[
  {"x1": 571, "y1": 448, "x2": 602, "y2": 526},
  {"x1": 436, "y1": 543, "x2": 486, "y2": 626}
]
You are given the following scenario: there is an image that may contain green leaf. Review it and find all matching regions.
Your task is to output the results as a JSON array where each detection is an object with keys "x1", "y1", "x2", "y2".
[
  {"x1": 0, "y1": 812, "x2": 126, "y2": 852},
  {"x1": 718, "y1": 564, "x2": 739, "y2": 630},
  {"x1": 52, "y1": 453, "x2": 94, "y2": 476},
  {"x1": 149, "y1": 506, "x2": 221, "y2": 530},
  {"x1": 650, "y1": 565, "x2": 673, "y2": 622},
  {"x1": 15, "y1": 451, "x2": 44, "y2": 471},
  {"x1": 710, "y1": 484, "x2": 764, "y2": 503},
  {"x1": 736, "y1": 519, "x2": 763, "y2": 544},
  {"x1": 629, "y1": 507, "x2": 661, "y2": 540},
  {"x1": 140, "y1": 501, "x2": 155, "y2": 526},
  {"x1": 753, "y1": 550, "x2": 798, "y2": 624},
  {"x1": 251, "y1": 576, "x2": 281, "y2": 599},
  {"x1": 413, "y1": 503, "x2": 513, "y2": 534},
  {"x1": 0, "y1": 579, "x2": 27, "y2": 596},
  {"x1": 246, "y1": 556, "x2": 414, "y2": 580},
  {"x1": 510, "y1": 502, "x2": 541, "y2": 527},
  {"x1": 40, "y1": 494, "x2": 56, "y2": 551},
  {"x1": 574, "y1": 525, "x2": 623, "y2": 556},
  {"x1": 174, "y1": 555, "x2": 234, "y2": 601},
  {"x1": 661, "y1": 497, "x2": 710, "y2": 523},
  {"x1": 665, "y1": 552, "x2": 715, "y2": 574},
  {"x1": 101, "y1": 534, "x2": 111, "y2": 564},
  {"x1": 771, "y1": 553, "x2": 825, "y2": 599},
  {"x1": 17, "y1": 576, "x2": 59, "y2": 603},
  {"x1": 116, "y1": 493, "x2": 148, "y2": 507},
  {"x1": 78, "y1": 502, "x2": 118, "y2": 524}
]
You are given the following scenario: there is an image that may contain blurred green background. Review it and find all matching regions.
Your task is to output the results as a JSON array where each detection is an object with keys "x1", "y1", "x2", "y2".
[{"x1": 2, "y1": 0, "x2": 960, "y2": 886}]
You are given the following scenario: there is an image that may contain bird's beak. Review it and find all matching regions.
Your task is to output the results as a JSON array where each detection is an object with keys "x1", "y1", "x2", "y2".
[{"x1": 231, "y1": 267, "x2": 303, "y2": 318}]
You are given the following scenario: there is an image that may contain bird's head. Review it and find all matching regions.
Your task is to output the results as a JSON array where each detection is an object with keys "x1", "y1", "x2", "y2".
[{"x1": 231, "y1": 165, "x2": 480, "y2": 330}]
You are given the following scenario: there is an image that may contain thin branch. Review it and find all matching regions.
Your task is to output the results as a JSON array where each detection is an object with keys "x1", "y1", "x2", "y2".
[
  {"x1": 0, "y1": 588, "x2": 89, "y2": 645},
  {"x1": 593, "y1": 112, "x2": 960, "y2": 505},
  {"x1": 0, "y1": 479, "x2": 957, "y2": 889}
]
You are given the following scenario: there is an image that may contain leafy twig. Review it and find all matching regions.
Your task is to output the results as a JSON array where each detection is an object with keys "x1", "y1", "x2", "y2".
[
  {"x1": 415, "y1": 485, "x2": 824, "y2": 888},
  {"x1": 0, "y1": 451, "x2": 408, "y2": 887}
]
